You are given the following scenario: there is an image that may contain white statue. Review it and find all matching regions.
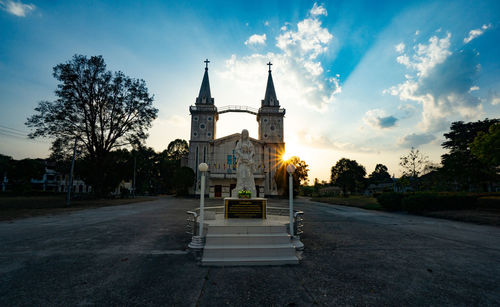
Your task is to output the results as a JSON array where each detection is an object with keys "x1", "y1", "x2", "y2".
[{"x1": 232, "y1": 129, "x2": 257, "y2": 198}]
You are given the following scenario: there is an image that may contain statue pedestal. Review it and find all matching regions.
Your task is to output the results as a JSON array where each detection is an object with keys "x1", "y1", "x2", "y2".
[{"x1": 224, "y1": 197, "x2": 267, "y2": 219}]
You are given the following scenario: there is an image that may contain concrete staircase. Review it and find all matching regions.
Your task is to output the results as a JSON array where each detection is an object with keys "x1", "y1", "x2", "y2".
[{"x1": 201, "y1": 223, "x2": 299, "y2": 266}]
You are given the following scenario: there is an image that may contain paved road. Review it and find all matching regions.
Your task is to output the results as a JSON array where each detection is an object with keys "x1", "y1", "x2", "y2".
[{"x1": 1, "y1": 196, "x2": 499, "y2": 306}]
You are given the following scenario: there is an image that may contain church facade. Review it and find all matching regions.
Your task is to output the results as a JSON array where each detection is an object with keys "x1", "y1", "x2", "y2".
[{"x1": 187, "y1": 61, "x2": 285, "y2": 198}]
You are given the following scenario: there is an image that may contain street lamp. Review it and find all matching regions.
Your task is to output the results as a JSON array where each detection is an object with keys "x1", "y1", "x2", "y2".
[
  {"x1": 188, "y1": 162, "x2": 209, "y2": 250},
  {"x1": 198, "y1": 162, "x2": 209, "y2": 238},
  {"x1": 287, "y1": 163, "x2": 296, "y2": 237}
]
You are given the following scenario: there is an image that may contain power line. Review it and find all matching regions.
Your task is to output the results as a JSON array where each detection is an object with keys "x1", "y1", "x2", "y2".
[
  {"x1": 0, "y1": 124, "x2": 29, "y2": 134},
  {"x1": 0, "y1": 127, "x2": 27, "y2": 138},
  {"x1": 0, "y1": 130, "x2": 27, "y2": 139},
  {"x1": 0, "y1": 125, "x2": 52, "y2": 144},
  {"x1": 0, "y1": 130, "x2": 50, "y2": 144}
]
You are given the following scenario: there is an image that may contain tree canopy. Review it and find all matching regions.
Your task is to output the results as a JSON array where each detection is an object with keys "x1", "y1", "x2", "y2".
[
  {"x1": 368, "y1": 164, "x2": 392, "y2": 184},
  {"x1": 440, "y1": 119, "x2": 498, "y2": 190},
  {"x1": 330, "y1": 158, "x2": 366, "y2": 195},
  {"x1": 165, "y1": 139, "x2": 189, "y2": 162},
  {"x1": 26, "y1": 55, "x2": 158, "y2": 195},
  {"x1": 1, "y1": 156, "x2": 45, "y2": 193},
  {"x1": 470, "y1": 122, "x2": 500, "y2": 167}
]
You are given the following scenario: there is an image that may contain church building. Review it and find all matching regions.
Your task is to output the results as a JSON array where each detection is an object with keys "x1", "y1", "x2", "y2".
[{"x1": 187, "y1": 60, "x2": 285, "y2": 198}]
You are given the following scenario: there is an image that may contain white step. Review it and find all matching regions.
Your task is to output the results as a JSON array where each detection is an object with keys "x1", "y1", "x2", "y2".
[
  {"x1": 202, "y1": 256, "x2": 299, "y2": 266},
  {"x1": 200, "y1": 218, "x2": 300, "y2": 266},
  {"x1": 203, "y1": 243, "x2": 297, "y2": 258},
  {"x1": 207, "y1": 225, "x2": 287, "y2": 235},
  {"x1": 205, "y1": 233, "x2": 291, "y2": 245}
]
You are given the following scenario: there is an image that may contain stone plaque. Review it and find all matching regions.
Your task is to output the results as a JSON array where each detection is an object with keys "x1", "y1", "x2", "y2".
[{"x1": 224, "y1": 198, "x2": 267, "y2": 219}]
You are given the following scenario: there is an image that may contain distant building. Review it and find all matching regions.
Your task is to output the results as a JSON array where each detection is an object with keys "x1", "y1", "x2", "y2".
[
  {"x1": 188, "y1": 60, "x2": 285, "y2": 198},
  {"x1": 2, "y1": 159, "x2": 131, "y2": 195},
  {"x1": 364, "y1": 182, "x2": 396, "y2": 195},
  {"x1": 318, "y1": 186, "x2": 342, "y2": 196}
]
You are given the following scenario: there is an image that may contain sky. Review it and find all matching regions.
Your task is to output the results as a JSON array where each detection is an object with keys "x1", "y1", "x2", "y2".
[{"x1": 1, "y1": 0, "x2": 499, "y2": 183}]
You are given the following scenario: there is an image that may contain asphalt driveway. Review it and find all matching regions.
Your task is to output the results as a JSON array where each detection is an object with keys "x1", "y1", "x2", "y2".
[{"x1": 1, "y1": 196, "x2": 499, "y2": 306}]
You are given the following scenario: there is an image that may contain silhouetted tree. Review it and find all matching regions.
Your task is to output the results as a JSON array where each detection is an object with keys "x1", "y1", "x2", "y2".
[
  {"x1": 26, "y1": 55, "x2": 158, "y2": 195},
  {"x1": 174, "y1": 166, "x2": 195, "y2": 196},
  {"x1": 330, "y1": 158, "x2": 366, "y2": 196},
  {"x1": 0, "y1": 154, "x2": 12, "y2": 178},
  {"x1": 166, "y1": 139, "x2": 189, "y2": 161},
  {"x1": 368, "y1": 164, "x2": 391, "y2": 184},
  {"x1": 440, "y1": 119, "x2": 498, "y2": 191},
  {"x1": 6, "y1": 159, "x2": 45, "y2": 193},
  {"x1": 131, "y1": 145, "x2": 159, "y2": 194},
  {"x1": 400, "y1": 147, "x2": 429, "y2": 178},
  {"x1": 471, "y1": 122, "x2": 500, "y2": 167}
]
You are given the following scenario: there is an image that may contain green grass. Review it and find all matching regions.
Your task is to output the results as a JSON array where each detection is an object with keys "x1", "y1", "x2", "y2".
[{"x1": 310, "y1": 196, "x2": 381, "y2": 210}]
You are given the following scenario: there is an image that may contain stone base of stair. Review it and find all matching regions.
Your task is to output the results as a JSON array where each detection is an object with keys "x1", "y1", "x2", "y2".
[{"x1": 201, "y1": 215, "x2": 300, "y2": 266}]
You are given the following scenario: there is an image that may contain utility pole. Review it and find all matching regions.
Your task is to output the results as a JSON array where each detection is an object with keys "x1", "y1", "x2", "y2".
[
  {"x1": 132, "y1": 155, "x2": 136, "y2": 198},
  {"x1": 66, "y1": 137, "x2": 77, "y2": 206}
]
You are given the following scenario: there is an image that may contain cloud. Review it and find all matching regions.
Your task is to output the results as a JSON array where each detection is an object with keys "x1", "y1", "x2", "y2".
[
  {"x1": 398, "y1": 133, "x2": 436, "y2": 147},
  {"x1": 296, "y1": 129, "x2": 373, "y2": 153},
  {"x1": 464, "y1": 24, "x2": 492, "y2": 44},
  {"x1": 489, "y1": 90, "x2": 500, "y2": 105},
  {"x1": 276, "y1": 13, "x2": 333, "y2": 60},
  {"x1": 386, "y1": 32, "x2": 483, "y2": 132},
  {"x1": 0, "y1": 0, "x2": 35, "y2": 17},
  {"x1": 244, "y1": 34, "x2": 267, "y2": 46},
  {"x1": 363, "y1": 109, "x2": 398, "y2": 129},
  {"x1": 218, "y1": 3, "x2": 339, "y2": 111},
  {"x1": 310, "y1": 2, "x2": 327, "y2": 16},
  {"x1": 395, "y1": 43, "x2": 405, "y2": 53},
  {"x1": 397, "y1": 104, "x2": 416, "y2": 119},
  {"x1": 165, "y1": 115, "x2": 189, "y2": 128}
]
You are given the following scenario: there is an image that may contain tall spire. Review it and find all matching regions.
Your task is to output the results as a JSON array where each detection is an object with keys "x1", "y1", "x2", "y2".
[
  {"x1": 262, "y1": 61, "x2": 279, "y2": 107},
  {"x1": 196, "y1": 59, "x2": 213, "y2": 105}
]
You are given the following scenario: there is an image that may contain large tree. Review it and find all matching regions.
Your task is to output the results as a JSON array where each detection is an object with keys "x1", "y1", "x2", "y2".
[
  {"x1": 330, "y1": 158, "x2": 366, "y2": 195},
  {"x1": 440, "y1": 119, "x2": 498, "y2": 190},
  {"x1": 470, "y1": 122, "x2": 500, "y2": 167},
  {"x1": 165, "y1": 139, "x2": 189, "y2": 162},
  {"x1": 368, "y1": 164, "x2": 391, "y2": 184},
  {"x1": 26, "y1": 55, "x2": 158, "y2": 195}
]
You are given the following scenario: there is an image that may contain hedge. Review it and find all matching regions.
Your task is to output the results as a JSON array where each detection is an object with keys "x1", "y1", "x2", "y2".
[
  {"x1": 376, "y1": 192, "x2": 478, "y2": 212},
  {"x1": 375, "y1": 192, "x2": 405, "y2": 211}
]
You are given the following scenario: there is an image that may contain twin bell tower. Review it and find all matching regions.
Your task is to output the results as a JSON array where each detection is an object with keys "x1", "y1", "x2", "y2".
[{"x1": 187, "y1": 59, "x2": 285, "y2": 198}]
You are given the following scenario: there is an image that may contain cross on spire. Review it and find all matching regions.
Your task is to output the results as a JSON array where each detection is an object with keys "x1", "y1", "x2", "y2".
[
  {"x1": 267, "y1": 61, "x2": 272, "y2": 72},
  {"x1": 204, "y1": 59, "x2": 210, "y2": 70}
]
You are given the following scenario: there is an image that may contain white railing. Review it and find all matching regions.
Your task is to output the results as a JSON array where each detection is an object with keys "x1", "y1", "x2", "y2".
[{"x1": 185, "y1": 206, "x2": 304, "y2": 237}]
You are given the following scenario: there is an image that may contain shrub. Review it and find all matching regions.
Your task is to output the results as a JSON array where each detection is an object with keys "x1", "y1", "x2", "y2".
[
  {"x1": 476, "y1": 196, "x2": 500, "y2": 210},
  {"x1": 402, "y1": 192, "x2": 477, "y2": 212},
  {"x1": 376, "y1": 192, "x2": 405, "y2": 211},
  {"x1": 299, "y1": 186, "x2": 314, "y2": 197}
]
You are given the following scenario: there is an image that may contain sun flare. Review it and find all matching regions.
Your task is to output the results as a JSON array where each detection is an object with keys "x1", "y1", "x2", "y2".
[{"x1": 281, "y1": 151, "x2": 293, "y2": 162}]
